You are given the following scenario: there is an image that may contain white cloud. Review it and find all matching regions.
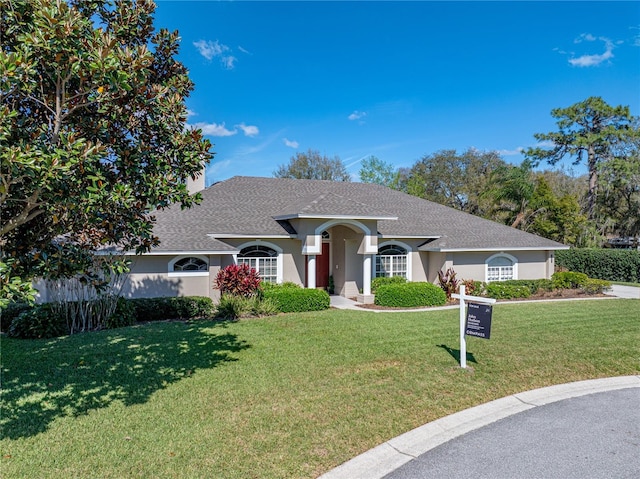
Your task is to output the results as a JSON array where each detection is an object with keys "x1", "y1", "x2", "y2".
[
  {"x1": 190, "y1": 122, "x2": 237, "y2": 137},
  {"x1": 186, "y1": 109, "x2": 197, "y2": 118},
  {"x1": 348, "y1": 110, "x2": 367, "y2": 121},
  {"x1": 238, "y1": 46, "x2": 251, "y2": 55},
  {"x1": 575, "y1": 33, "x2": 596, "y2": 43},
  {"x1": 498, "y1": 147, "x2": 525, "y2": 156},
  {"x1": 568, "y1": 35, "x2": 615, "y2": 67},
  {"x1": 193, "y1": 39, "x2": 237, "y2": 69},
  {"x1": 236, "y1": 123, "x2": 259, "y2": 137},
  {"x1": 209, "y1": 159, "x2": 233, "y2": 179},
  {"x1": 283, "y1": 138, "x2": 299, "y2": 148}
]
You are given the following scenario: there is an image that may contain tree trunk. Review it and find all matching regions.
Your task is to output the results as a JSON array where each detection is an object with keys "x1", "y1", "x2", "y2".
[{"x1": 587, "y1": 145, "x2": 598, "y2": 220}]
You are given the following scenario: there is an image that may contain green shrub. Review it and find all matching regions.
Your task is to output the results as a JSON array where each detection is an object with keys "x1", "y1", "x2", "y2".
[
  {"x1": 8, "y1": 304, "x2": 69, "y2": 339},
  {"x1": 485, "y1": 283, "x2": 531, "y2": 300},
  {"x1": 128, "y1": 296, "x2": 215, "y2": 322},
  {"x1": 374, "y1": 282, "x2": 447, "y2": 308},
  {"x1": 104, "y1": 297, "x2": 137, "y2": 330},
  {"x1": 263, "y1": 287, "x2": 330, "y2": 313},
  {"x1": 215, "y1": 295, "x2": 252, "y2": 320},
  {"x1": 461, "y1": 279, "x2": 484, "y2": 296},
  {"x1": 555, "y1": 248, "x2": 640, "y2": 283},
  {"x1": 552, "y1": 271, "x2": 588, "y2": 289},
  {"x1": 215, "y1": 295, "x2": 280, "y2": 320},
  {"x1": 496, "y1": 279, "x2": 555, "y2": 295},
  {"x1": 581, "y1": 278, "x2": 611, "y2": 295},
  {"x1": 170, "y1": 296, "x2": 215, "y2": 319},
  {"x1": 371, "y1": 276, "x2": 407, "y2": 293},
  {"x1": 261, "y1": 281, "x2": 301, "y2": 292},
  {"x1": 1, "y1": 302, "x2": 31, "y2": 332}
]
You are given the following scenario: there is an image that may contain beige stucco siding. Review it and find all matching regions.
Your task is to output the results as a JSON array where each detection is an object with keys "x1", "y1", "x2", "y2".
[
  {"x1": 123, "y1": 255, "x2": 213, "y2": 299},
  {"x1": 449, "y1": 250, "x2": 552, "y2": 282}
]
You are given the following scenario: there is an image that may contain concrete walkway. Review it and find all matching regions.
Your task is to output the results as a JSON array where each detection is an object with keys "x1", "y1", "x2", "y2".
[
  {"x1": 606, "y1": 283, "x2": 640, "y2": 299},
  {"x1": 319, "y1": 376, "x2": 640, "y2": 479}
]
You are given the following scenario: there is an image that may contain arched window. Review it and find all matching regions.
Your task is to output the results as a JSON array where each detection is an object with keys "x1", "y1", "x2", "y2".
[
  {"x1": 376, "y1": 244, "x2": 408, "y2": 278},
  {"x1": 168, "y1": 256, "x2": 209, "y2": 277},
  {"x1": 238, "y1": 245, "x2": 278, "y2": 283},
  {"x1": 486, "y1": 254, "x2": 517, "y2": 282}
]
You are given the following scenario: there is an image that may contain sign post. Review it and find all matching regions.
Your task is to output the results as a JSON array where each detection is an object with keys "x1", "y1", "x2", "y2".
[{"x1": 451, "y1": 285, "x2": 496, "y2": 369}]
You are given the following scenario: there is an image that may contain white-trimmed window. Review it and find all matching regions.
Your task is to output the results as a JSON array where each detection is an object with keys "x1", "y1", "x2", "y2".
[
  {"x1": 375, "y1": 244, "x2": 408, "y2": 278},
  {"x1": 238, "y1": 245, "x2": 278, "y2": 283},
  {"x1": 486, "y1": 254, "x2": 517, "y2": 282},
  {"x1": 169, "y1": 256, "x2": 209, "y2": 277}
]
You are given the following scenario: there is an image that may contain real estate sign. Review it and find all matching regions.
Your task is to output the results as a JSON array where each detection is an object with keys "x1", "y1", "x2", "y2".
[{"x1": 465, "y1": 302, "x2": 493, "y2": 339}]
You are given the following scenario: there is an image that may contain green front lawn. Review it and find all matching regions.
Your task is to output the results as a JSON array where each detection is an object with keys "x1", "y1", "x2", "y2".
[{"x1": 2, "y1": 299, "x2": 639, "y2": 478}]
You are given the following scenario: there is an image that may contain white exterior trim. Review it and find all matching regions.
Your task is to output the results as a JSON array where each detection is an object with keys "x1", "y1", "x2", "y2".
[
  {"x1": 485, "y1": 252, "x2": 519, "y2": 282},
  {"x1": 208, "y1": 234, "x2": 292, "y2": 239},
  {"x1": 374, "y1": 240, "x2": 413, "y2": 281},
  {"x1": 234, "y1": 240, "x2": 284, "y2": 284},
  {"x1": 421, "y1": 246, "x2": 569, "y2": 253},
  {"x1": 308, "y1": 219, "x2": 377, "y2": 255},
  {"x1": 168, "y1": 255, "x2": 210, "y2": 277},
  {"x1": 274, "y1": 214, "x2": 397, "y2": 221}
]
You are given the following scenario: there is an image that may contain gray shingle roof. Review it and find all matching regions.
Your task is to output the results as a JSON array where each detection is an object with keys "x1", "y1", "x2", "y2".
[{"x1": 150, "y1": 176, "x2": 566, "y2": 252}]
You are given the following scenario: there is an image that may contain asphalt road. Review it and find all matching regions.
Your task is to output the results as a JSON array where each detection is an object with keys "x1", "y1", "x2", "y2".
[{"x1": 383, "y1": 387, "x2": 640, "y2": 479}]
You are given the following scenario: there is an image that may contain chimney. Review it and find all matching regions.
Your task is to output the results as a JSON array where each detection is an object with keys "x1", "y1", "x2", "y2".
[{"x1": 186, "y1": 163, "x2": 206, "y2": 194}]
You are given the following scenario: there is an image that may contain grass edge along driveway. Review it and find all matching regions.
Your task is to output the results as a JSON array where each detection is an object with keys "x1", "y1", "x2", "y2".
[{"x1": 2, "y1": 299, "x2": 639, "y2": 479}]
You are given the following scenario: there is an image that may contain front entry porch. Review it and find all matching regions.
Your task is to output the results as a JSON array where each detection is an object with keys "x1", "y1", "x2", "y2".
[{"x1": 303, "y1": 223, "x2": 377, "y2": 303}]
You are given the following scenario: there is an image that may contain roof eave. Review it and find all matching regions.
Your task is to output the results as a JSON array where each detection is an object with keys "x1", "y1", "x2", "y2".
[
  {"x1": 419, "y1": 245, "x2": 570, "y2": 252},
  {"x1": 273, "y1": 214, "x2": 398, "y2": 221}
]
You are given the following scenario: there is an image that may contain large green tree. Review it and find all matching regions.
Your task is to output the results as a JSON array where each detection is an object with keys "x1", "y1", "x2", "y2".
[
  {"x1": 405, "y1": 148, "x2": 505, "y2": 216},
  {"x1": 525, "y1": 96, "x2": 639, "y2": 220},
  {"x1": 358, "y1": 155, "x2": 399, "y2": 188},
  {"x1": 597, "y1": 152, "x2": 640, "y2": 240},
  {"x1": 274, "y1": 149, "x2": 350, "y2": 181},
  {"x1": 484, "y1": 160, "x2": 537, "y2": 229},
  {"x1": 0, "y1": 0, "x2": 212, "y2": 302}
]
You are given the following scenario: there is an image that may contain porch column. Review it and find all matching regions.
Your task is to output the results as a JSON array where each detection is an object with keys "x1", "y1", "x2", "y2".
[
  {"x1": 362, "y1": 254, "x2": 372, "y2": 295},
  {"x1": 307, "y1": 255, "x2": 316, "y2": 289}
]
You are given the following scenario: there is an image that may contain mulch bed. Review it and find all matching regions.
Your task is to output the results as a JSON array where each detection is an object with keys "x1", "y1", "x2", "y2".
[{"x1": 353, "y1": 289, "x2": 610, "y2": 310}]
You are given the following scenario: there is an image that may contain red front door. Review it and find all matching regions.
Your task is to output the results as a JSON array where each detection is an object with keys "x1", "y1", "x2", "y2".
[
  {"x1": 306, "y1": 242, "x2": 330, "y2": 288},
  {"x1": 316, "y1": 242, "x2": 330, "y2": 288}
]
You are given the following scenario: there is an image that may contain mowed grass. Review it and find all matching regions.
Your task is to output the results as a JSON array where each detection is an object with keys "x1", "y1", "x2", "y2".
[{"x1": 2, "y1": 299, "x2": 639, "y2": 478}]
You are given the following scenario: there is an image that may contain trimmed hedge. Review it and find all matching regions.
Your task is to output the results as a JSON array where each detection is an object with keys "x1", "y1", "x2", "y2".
[
  {"x1": 485, "y1": 283, "x2": 531, "y2": 300},
  {"x1": 0, "y1": 302, "x2": 31, "y2": 333},
  {"x1": 8, "y1": 303, "x2": 69, "y2": 339},
  {"x1": 581, "y1": 278, "x2": 611, "y2": 294},
  {"x1": 371, "y1": 276, "x2": 407, "y2": 293},
  {"x1": 263, "y1": 287, "x2": 330, "y2": 313},
  {"x1": 556, "y1": 248, "x2": 640, "y2": 283},
  {"x1": 551, "y1": 271, "x2": 588, "y2": 289},
  {"x1": 128, "y1": 296, "x2": 215, "y2": 322},
  {"x1": 6, "y1": 296, "x2": 215, "y2": 339},
  {"x1": 374, "y1": 282, "x2": 446, "y2": 308},
  {"x1": 493, "y1": 279, "x2": 554, "y2": 295}
]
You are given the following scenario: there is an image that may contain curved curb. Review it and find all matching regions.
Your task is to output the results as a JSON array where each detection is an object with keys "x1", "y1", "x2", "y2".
[{"x1": 318, "y1": 375, "x2": 640, "y2": 479}]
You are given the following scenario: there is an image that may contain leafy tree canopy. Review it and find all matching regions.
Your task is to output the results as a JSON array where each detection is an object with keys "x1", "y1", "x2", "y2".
[
  {"x1": 274, "y1": 149, "x2": 351, "y2": 181},
  {"x1": 405, "y1": 148, "x2": 505, "y2": 216},
  {"x1": 359, "y1": 155, "x2": 399, "y2": 188},
  {"x1": 525, "y1": 96, "x2": 639, "y2": 219},
  {"x1": 0, "y1": 0, "x2": 213, "y2": 302}
]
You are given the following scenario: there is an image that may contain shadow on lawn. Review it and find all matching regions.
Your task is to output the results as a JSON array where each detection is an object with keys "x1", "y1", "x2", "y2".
[
  {"x1": 1, "y1": 321, "x2": 249, "y2": 440},
  {"x1": 437, "y1": 344, "x2": 478, "y2": 365}
]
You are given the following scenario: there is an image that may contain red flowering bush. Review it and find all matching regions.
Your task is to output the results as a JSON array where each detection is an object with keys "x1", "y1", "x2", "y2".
[{"x1": 215, "y1": 264, "x2": 261, "y2": 298}]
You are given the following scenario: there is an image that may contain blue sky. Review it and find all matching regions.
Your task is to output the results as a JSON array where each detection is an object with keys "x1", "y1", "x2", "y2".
[{"x1": 153, "y1": 1, "x2": 640, "y2": 185}]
